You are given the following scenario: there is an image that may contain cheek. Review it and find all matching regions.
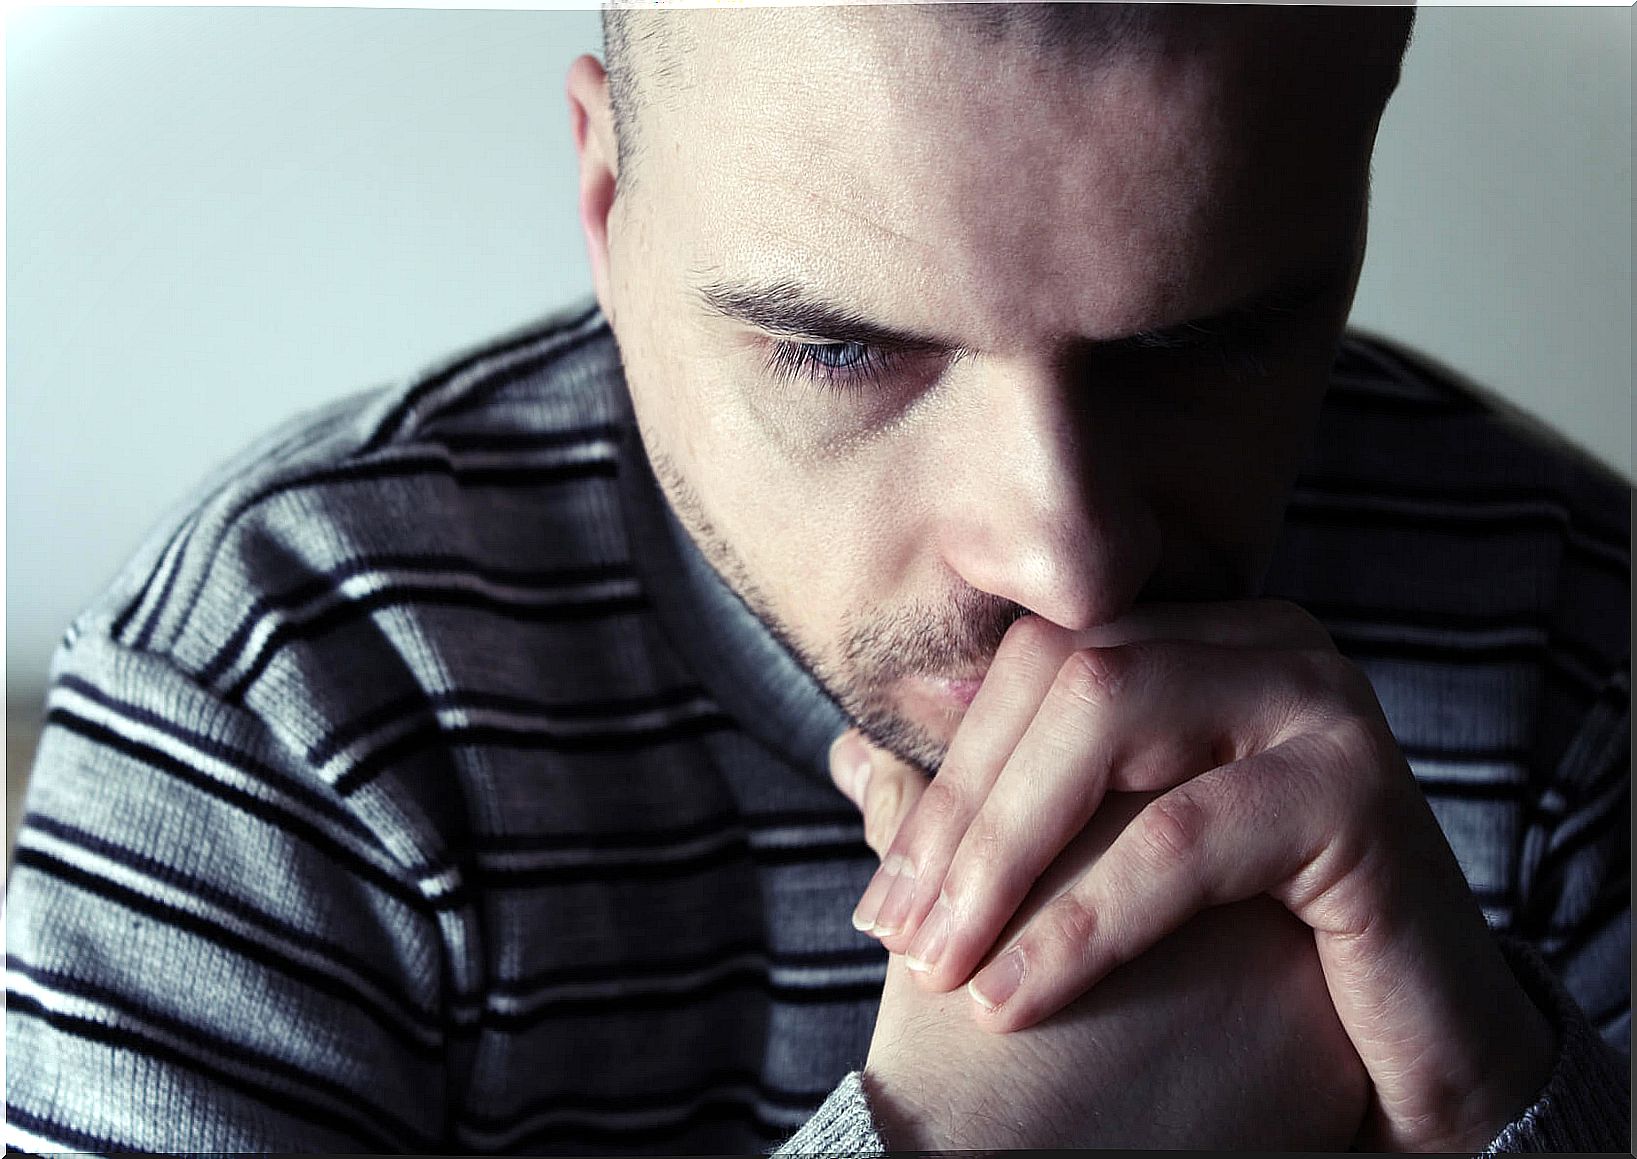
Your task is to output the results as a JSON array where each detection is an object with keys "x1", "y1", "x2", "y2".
[
  {"x1": 699, "y1": 433, "x2": 929, "y2": 655},
  {"x1": 713, "y1": 449, "x2": 899, "y2": 592}
]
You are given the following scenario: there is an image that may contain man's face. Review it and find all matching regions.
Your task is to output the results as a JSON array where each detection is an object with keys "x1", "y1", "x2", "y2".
[{"x1": 578, "y1": 8, "x2": 1387, "y2": 772}]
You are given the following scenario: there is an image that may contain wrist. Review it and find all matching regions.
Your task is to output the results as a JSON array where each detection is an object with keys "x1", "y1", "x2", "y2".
[
  {"x1": 1445, "y1": 989, "x2": 1558, "y2": 1152},
  {"x1": 859, "y1": 1066, "x2": 945, "y2": 1151}
]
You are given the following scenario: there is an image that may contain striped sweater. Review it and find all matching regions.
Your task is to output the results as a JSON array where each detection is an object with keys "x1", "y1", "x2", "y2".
[{"x1": 6, "y1": 297, "x2": 1629, "y2": 1153}]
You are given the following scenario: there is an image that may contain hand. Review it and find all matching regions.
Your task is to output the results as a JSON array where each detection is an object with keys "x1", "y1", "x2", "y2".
[
  {"x1": 840, "y1": 600, "x2": 1555, "y2": 1151},
  {"x1": 832, "y1": 742, "x2": 1369, "y2": 1150}
]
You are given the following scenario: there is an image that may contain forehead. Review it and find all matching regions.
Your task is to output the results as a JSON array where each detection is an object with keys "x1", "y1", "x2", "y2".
[{"x1": 637, "y1": 8, "x2": 1376, "y2": 345}]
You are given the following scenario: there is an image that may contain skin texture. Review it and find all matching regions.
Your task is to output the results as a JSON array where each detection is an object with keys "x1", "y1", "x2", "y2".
[
  {"x1": 849, "y1": 783, "x2": 1371, "y2": 1150},
  {"x1": 573, "y1": 6, "x2": 1372, "y2": 773},
  {"x1": 837, "y1": 605, "x2": 1555, "y2": 1150},
  {"x1": 567, "y1": 7, "x2": 1556, "y2": 1151}
]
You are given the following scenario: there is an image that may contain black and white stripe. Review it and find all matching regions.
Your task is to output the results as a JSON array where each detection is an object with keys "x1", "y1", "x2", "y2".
[
  {"x1": 11, "y1": 829, "x2": 446, "y2": 1055},
  {"x1": 147, "y1": 419, "x2": 625, "y2": 667},
  {"x1": 42, "y1": 675, "x2": 441, "y2": 908},
  {"x1": 308, "y1": 682, "x2": 721, "y2": 766},
  {"x1": 453, "y1": 1072, "x2": 815, "y2": 1151},
  {"x1": 1288, "y1": 478, "x2": 1627, "y2": 567},
  {"x1": 470, "y1": 811, "x2": 869, "y2": 889},
  {"x1": 480, "y1": 944, "x2": 885, "y2": 1028},
  {"x1": 323, "y1": 687, "x2": 731, "y2": 799},
  {"x1": 357, "y1": 300, "x2": 605, "y2": 454},
  {"x1": 197, "y1": 552, "x2": 644, "y2": 703},
  {"x1": 9, "y1": 307, "x2": 1627, "y2": 1153},
  {"x1": 7, "y1": 957, "x2": 433, "y2": 1151}
]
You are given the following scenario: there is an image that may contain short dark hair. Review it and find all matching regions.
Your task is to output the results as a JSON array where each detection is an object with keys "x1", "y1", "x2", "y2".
[
  {"x1": 601, "y1": 3, "x2": 1416, "y2": 188},
  {"x1": 598, "y1": 6, "x2": 644, "y2": 184},
  {"x1": 601, "y1": 5, "x2": 700, "y2": 190}
]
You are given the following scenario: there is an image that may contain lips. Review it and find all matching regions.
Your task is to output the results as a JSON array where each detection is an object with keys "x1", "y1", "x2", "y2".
[{"x1": 919, "y1": 674, "x2": 985, "y2": 708}]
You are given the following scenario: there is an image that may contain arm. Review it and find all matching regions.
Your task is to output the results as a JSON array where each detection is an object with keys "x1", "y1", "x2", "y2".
[
  {"x1": 6, "y1": 632, "x2": 453, "y2": 1152},
  {"x1": 837, "y1": 602, "x2": 1600, "y2": 1150},
  {"x1": 781, "y1": 756, "x2": 1370, "y2": 1154},
  {"x1": 1480, "y1": 663, "x2": 1630, "y2": 1153}
]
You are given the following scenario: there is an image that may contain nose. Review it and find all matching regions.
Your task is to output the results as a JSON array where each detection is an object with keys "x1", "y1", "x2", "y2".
[{"x1": 930, "y1": 356, "x2": 1161, "y2": 632}]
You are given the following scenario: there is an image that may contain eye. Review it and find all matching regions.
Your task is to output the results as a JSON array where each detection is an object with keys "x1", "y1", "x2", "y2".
[
  {"x1": 807, "y1": 341, "x2": 871, "y2": 370},
  {"x1": 1203, "y1": 336, "x2": 1272, "y2": 382},
  {"x1": 1117, "y1": 324, "x2": 1279, "y2": 385},
  {"x1": 764, "y1": 339, "x2": 904, "y2": 393}
]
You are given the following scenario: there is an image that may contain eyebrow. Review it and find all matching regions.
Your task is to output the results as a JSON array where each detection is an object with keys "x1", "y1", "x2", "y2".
[
  {"x1": 693, "y1": 266, "x2": 1345, "y2": 353},
  {"x1": 694, "y1": 279, "x2": 958, "y2": 350}
]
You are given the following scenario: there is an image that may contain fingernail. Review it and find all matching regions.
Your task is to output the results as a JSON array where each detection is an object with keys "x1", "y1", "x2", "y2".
[
  {"x1": 870, "y1": 860, "x2": 918, "y2": 937},
  {"x1": 968, "y1": 946, "x2": 1025, "y2": 1011},
  {"x1": 851, "y1": 855, "x2": 904, "y2": 932},
  {"x1": 905, "y1": 894, "x2": 951, "y2": 973},
  {"x1": 829, "y1": 732, "x2": 872, "y2": 802}
]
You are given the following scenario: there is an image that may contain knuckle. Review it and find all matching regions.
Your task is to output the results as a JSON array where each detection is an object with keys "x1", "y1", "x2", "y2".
[
  {"x1": 946, "y1": 814, "x2": 1025, "y2": 901},
  {"x1": 1057, "y1": 645, "x2": 1132, "y2": 710},
  {"x1": 938, "y1": 853, "x2": 975, "y2": 907},
  {"x1": 963, "y1": 811, "x2": 1006, "y2": 863},
  {"x1": 1293, "y1": 646, "x2": 1363, "y2": 702},
  {"x1": 1262, "y1": 598, "x2": 1330, "y2": 648},
  {"x1": 1033, "y1": 890, "x2": 1100, "y2": 970},
  {"x1": 915, "y1": 777, "x2": 967, "y2": 832},
  {"x1": 866, "y1": 764, "x2": 906, "y2": 818},
  {"x1": 1136, "y1": 792, "x2": 1206, "y2": 871},
  {"x1": 1319, "y1": 712, "x2": 1395, "y2": 793},
  {"x1": 939, "y1": 859, "x2": 987, "y2": 918},
  {"x1": 1323, "y1": 710, "x2": 1374, "y2": 756},
  {"x1": 863, "y1": 816, "x2": 893, "y2": 858},
  {"x1": 999, "y1": 614, "x2": 1064, "y2": 665}
]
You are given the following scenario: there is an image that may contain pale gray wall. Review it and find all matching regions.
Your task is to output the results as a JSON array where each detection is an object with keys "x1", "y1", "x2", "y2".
[
  {"x1": 1354, "y1": 5, "x2": 1631, "y2": 466},
  {"x1": 7, "y1": 5, "x2": 1632, "y2": 711}
]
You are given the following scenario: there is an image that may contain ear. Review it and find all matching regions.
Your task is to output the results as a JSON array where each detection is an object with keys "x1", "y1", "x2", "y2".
[{"x1": 566, "y1": 53, "x2": 620, "y2": 323}]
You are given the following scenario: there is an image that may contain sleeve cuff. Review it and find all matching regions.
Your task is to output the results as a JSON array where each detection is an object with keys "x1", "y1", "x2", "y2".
[
  {"x1": 771, "y1": 1071, "x2": 889, "y2": 1157},
  {"x1": 1479, "y1": 935, "x2": 1630, "y2": 1154}
]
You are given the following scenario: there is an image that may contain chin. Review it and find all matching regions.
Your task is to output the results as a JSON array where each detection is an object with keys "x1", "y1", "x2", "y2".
[{"x1": 842, "y1": 687, "x2": 963, "y2": 777}]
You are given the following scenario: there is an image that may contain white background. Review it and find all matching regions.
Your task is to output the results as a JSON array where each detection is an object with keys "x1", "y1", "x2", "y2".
[{"x1": 7, "y1": 5, "x2": 1633, "y2": 718}]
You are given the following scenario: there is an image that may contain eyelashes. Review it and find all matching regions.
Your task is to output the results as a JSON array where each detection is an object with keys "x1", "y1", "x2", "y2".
[
  {"x1": 761, "y1": 329, "x2": 1277, "y2": 399},
  {"x1": 1185, "y1": 341, "x2": 1273, "y2": 381},
  {"x1": 764, "y1": 339, "x2": 907, "y2": 393}
]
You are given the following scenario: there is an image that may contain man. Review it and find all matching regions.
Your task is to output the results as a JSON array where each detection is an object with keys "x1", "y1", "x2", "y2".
[{"x1": 5, "y1": 4, "x2": 1627, "y2": 1153}]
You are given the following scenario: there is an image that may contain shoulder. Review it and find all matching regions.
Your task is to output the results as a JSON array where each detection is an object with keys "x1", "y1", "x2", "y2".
[
  {"x1": 1280, "y1": 330, "x2": 1629, "y2": 676},
  {"x1": 53, "y1": 298, "x2": 640, "y2": 799},
  {"x1": 77, "y1": 298, "x2": 621, "y2": 671},
  {"x1": 1320, "y1": 331, "x2": 1629, "y2": 526},
  {"x1": 1271, "y1": 334, "x2": 1630, "y2": 927},
  {"x1": 1273, "y1": 331, "x2": 1627, "y2": 781}
]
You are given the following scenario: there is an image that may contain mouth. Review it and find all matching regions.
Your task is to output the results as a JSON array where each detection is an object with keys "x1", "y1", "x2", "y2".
[{"x1": 904, "y1": 672, "x2": 987, "y2": 711}]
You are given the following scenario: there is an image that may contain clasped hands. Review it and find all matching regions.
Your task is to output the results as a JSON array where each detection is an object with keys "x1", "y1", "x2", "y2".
[{"x1": 829, "y1": 600, "x2": 1555, "y2": 1152}]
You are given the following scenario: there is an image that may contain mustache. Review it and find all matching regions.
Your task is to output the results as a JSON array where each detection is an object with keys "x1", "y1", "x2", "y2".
[{"x1": 840, "y1": 587, "x2": 1029, "y2": 681}]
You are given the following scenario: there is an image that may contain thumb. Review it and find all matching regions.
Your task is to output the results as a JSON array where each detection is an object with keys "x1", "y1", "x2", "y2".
[{"x1": 828, "y1": 728, "x2": 926, "y2": 860}]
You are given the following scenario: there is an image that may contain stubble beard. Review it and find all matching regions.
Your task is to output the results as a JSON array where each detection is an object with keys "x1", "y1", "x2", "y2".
[{"x1": 647, "y1": 447, "x2": 1025, "y2": 775}]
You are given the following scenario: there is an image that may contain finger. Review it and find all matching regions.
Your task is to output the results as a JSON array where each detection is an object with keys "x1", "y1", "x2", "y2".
[
  {"x1": 829, "y1": 728, "x2": 927, "y2": 862},
  {"x1": 845, "y1": 733, "x2": 931, "y2": 932},
  {"x1": 852, "y1": 616, "x2": 1079, "y2": 944},
  {"x1": 827, "y1": 728, "x2": 873, "y2": 811},
  {"x1": 964, "y1": 735, "x2": 1347, "y2": 1033},
  {"x1": 899, "y1": 637, "x2": 1338, "y2": 992},
  {"x1": 862, "y1": 602, "x2": 1333, "y2": 954},
  {"x1": 1069, "y1": 598, "x2": 1336, "y2": 653},
  {"x1": 895, "y1": 647, "x2": 1136, "y2": 987}
]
